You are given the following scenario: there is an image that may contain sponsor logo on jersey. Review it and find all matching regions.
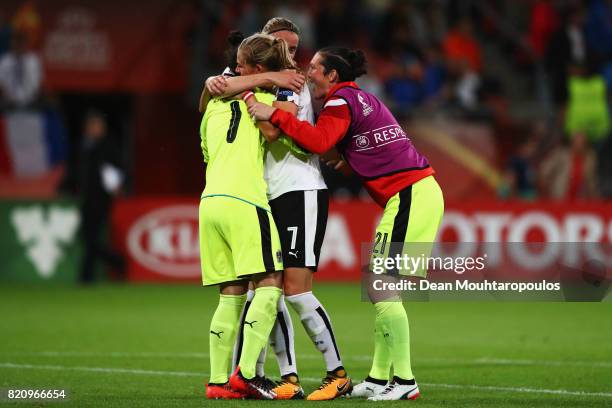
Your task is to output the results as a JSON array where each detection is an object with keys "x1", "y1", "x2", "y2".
[
  {"x1": 127, "y1": 205, "x2": 200, "y2": 278},
  {"x1": 358, "y1": 93, "x2": 373, "y2": 116},
  {"x1": 277, "y1": 88, "x2": 299, "y2": 104}
]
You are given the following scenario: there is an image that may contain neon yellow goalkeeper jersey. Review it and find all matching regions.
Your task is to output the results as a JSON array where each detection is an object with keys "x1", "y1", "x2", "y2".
[{"x1": 200, "y1": 91, "x2": 275, "y2": 211}]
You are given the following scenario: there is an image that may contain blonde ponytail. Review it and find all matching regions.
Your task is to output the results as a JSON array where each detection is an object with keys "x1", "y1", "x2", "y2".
[
  {"x1": 272, "y1": 37, "x2": 296, "y2": 70},
  {"x1": 239, "y1": 33, "x2": 296, "y2": 72}
]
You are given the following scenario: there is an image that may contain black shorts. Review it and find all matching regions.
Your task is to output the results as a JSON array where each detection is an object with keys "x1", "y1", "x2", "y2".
[{"x1": 269, "y1": 189, "x2": 329, "y2": 271}]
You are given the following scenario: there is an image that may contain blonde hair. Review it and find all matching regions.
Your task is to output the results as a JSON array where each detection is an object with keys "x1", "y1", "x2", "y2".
[{"x1": 238, "y1": 33, "x2": 296, "y2": 72}]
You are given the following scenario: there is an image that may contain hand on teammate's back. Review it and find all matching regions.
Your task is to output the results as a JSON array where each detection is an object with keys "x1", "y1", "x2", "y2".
[
  {"x1": 206, "y1": 75, "x2": 228, "y2": 96},
  {"x1": 325, "y1": 159, "x2": 346, "y2": 171},
  {"x1": 320, "y1": 149, "x2": 351, "y2": 175},
  {"x1": 270, "y1": 70, "x2": 305, "y2": 93},
  {"x1": 248, "y1": 101, "x2": 276, "y2": 121}
]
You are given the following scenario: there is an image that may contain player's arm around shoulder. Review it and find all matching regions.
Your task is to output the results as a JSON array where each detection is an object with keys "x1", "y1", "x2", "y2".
[
  {"x1": 199, "y1": 75, "x2": 229, "y2": 113},
  {"x1": 261, "y1": 96, "x2": 299, "y2": 143},
  {"x1": 203, "y1": 71, "x2": 304, "y2": 104},
  {"x1": 273, "y1": 92, "x2": 310, "y2": 157}
]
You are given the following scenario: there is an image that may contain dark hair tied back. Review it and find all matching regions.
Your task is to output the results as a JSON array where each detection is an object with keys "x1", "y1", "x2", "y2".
[
  {"x1": 346, "y1": 49, "x2": 367, "y2": 78},
  {"x1": 227, "y1": 30, "x2": 245, "y2": 48},
  {"x1": 319, "y1": 47, "x2": 367, "y2": 82},
  {"x1": 225, "y1": 30, "x2": 245, "y2": 72}
]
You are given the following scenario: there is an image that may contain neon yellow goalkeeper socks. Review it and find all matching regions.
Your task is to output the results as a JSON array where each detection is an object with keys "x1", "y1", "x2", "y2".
[
  {"x1": 238, "y1": 286, "x2": 282, "y2": 379},
  {"x1": 209, "y1": 293, "x2": 247, "y2": 384},
  {"x1": 373, "y1": 301, "x2": 414, "y2": 381},
  {"x1": 369, "y1": 309, "x2": 393, "y2": 380}
]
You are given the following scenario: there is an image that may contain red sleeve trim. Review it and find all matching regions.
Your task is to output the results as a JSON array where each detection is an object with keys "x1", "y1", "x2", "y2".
[{"x1": 270, "y1": 104, "x2": 351, "y2": 154}]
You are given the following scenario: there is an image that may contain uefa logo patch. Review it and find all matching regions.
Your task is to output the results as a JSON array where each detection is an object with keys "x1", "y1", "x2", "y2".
[
  {"x1": 356, "y1": 135, "x2": 370, "y2": 149},
  {"x1": 358, "y1": 93, "x2": 373, "y2": 116}
]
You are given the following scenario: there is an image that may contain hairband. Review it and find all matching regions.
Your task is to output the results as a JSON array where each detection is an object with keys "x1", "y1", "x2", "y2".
[
  {"x1": 265, "y1": 27, "x2": 298, "y2": 35},
  {"x1": 327, "y1": 53, "x2": 351, "y2": 69}
]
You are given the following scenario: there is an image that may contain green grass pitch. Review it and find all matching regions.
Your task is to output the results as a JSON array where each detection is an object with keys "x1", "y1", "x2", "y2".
[{"x1": 1, "y1": 283, "x2": 611, "y2": 407}]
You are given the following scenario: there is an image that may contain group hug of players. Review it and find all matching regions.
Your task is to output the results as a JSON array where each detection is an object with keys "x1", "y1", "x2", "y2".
[{"x1": 199, "y1": 17, "x2": 444, "y2": 401}]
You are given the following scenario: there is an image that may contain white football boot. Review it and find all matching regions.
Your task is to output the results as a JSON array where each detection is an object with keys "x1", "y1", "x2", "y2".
[
  {"x1": 368, "y1": 378, "x2": 420, "y2": 401},
  {"x1": 349, "y1": 379, "x2": 388, "y2": 398}
]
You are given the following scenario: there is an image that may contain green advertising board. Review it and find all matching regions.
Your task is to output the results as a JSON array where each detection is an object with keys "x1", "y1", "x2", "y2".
[{"x1": 0, "y1": 200, "x2": 82, "y2": 282}]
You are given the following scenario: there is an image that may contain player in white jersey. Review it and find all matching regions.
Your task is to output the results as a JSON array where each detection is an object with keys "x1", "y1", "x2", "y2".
[{"x1": 203, "y1": 18, "x2": 351, "y2": 401}]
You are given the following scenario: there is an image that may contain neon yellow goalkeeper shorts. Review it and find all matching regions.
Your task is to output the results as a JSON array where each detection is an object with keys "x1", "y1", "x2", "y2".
[
  {"x1": 370, "y1": 176, "x2": 445, "y2": 278},
  {"x1": 199, "y1": 195, "x2": 283, "y2": 286}
]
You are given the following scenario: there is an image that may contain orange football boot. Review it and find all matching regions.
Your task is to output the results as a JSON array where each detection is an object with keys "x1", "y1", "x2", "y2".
[
  {"x1": 307, "y1": 368, "x2": 352, "y2": 401},
  {"x1": 273, "y1": 374, "x2": 305, "y2": 400}
]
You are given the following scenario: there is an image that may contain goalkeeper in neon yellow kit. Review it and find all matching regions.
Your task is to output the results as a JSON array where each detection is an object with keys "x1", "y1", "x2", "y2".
[{"x1": 200, "y1": 33, "x2": 302, "y2": 400}]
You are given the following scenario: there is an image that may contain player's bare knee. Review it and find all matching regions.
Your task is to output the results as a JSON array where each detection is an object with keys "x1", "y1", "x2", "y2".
[
  {"x1": 219, "y1": 280, "x2": 249, "y2": 296},
  {"x1": 283, "y1": 281, "x2": 300, "y2": 296},
  {"x1": 283, "y1": 267, "x2": 312, "y2": 295},
  {"x1": 252, "y1": 270, "x2": 283, "y2": 288}
]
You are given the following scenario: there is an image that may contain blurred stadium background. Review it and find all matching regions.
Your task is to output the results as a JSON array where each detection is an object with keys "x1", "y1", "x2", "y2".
[
  {"x1": 1, "y1": 0, "x2": 612, "y2": 283},
  {"x1": 0, "y1": 0, "x2": 611, "y2": 406}
]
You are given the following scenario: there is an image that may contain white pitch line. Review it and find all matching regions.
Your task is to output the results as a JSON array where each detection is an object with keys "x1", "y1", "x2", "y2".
[
  {"x1": 421, "y1": 382, "x2": 612, "y2": 398},
  {"x1": 474, "y1": 357, "x2": 612, "y2": 368},
  {"x1": 0, "y1": 362, "x2": 205, "y2": 377},
  {"x1": 1, "y1": 362, "x2": 611, "y2": 399},
  {"x1": 3, "y1": 351, "x2": 611, "y2": 368}
]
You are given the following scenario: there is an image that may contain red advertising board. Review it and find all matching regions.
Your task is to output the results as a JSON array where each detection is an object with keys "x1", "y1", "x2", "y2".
[
  {"x1": 3, "y1": 0, "x2": 195, "y2": 92},
  {"x1": 112, "y1": 197, "x2": 199, "y2": 282},
  {"x1": 111, "y1": 198, "x2": 612, "y2": 283}
]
